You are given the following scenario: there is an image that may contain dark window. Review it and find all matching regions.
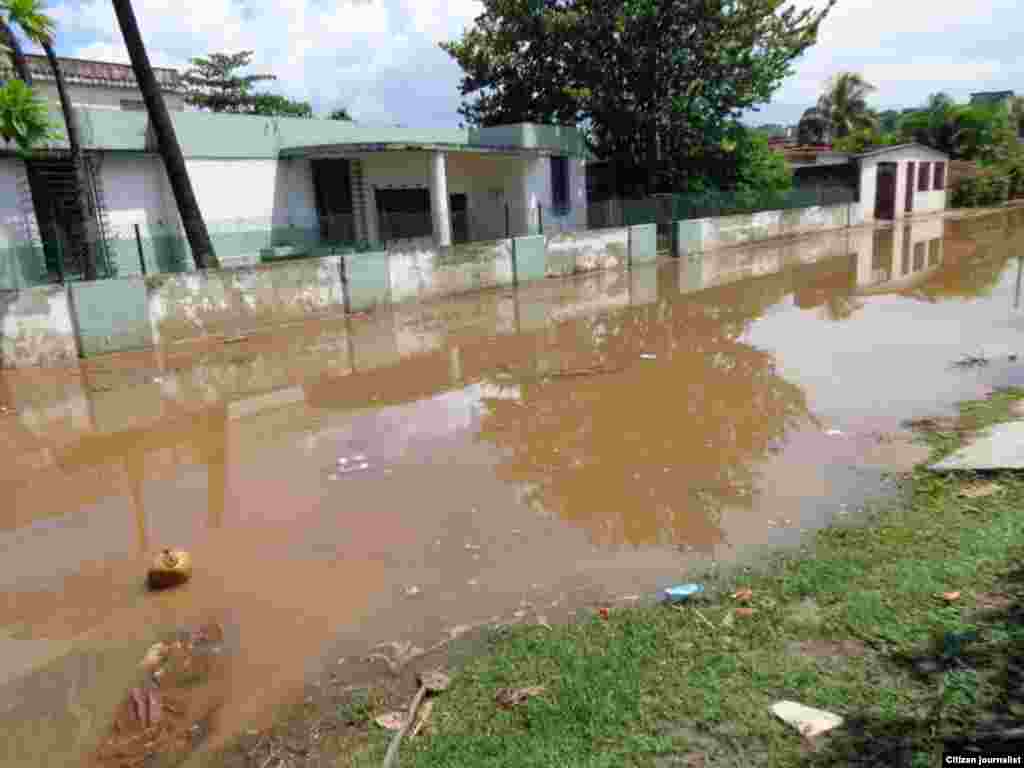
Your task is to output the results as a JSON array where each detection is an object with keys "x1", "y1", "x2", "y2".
[
  {"x1": 375, "y1": 188, "x2": 432, "y2": 241},
  {"x1": 928, "y1": 239, "x2": 941, "y2": 266},
  {"x1": 120, "y1": 99, "x2": 146, "y2": 111},
  {"x1": 551, "y1": 156, "x2": 570, "y2": 213},
  {"x1": 913, "y1": 241, "x2": 925, "y2": 270},
  {"x1": 933, "y1": 162, "x2": 946, "y2": 191},
  {"x1": 918, "y1": 161, "x2": 930, "y2": 192}
]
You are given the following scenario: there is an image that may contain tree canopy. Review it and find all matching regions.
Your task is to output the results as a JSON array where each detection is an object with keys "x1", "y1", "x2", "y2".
[
  {"x1": 327, "y1": 107, "x2": 353, "y2": 121},
  {"x1": 181, "y1": 51, "x2": 276, "y2": 113},
  {"x1": 250, "y1": 92, "x2": 313, "y2": 118},
  {"x1": 441, "y1": 0, "x2": 835, "y2": 193},
  {"x1": 815, "y1": 72, "x2": 876, "y2": 138}
]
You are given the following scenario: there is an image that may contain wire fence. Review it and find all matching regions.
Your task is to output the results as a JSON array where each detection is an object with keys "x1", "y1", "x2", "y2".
[{"x1": 1, "y1": 184, "x2": 858, "y2": 289}]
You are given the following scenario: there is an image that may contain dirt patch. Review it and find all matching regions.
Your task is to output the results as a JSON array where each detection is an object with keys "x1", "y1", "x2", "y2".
[
  {"x1": 974, "y1": 592, "x2": 1015, "y2": 612},
  {"x1": 787, "y1": 639, "x2": 868, "y2": 659}
]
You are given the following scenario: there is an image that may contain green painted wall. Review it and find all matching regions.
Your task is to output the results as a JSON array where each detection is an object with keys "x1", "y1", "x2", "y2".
[
  {"x1": 628, "y1": 224, "x2": 657, "y2": 264},
  {"x1": 512, "y1": 235, "x2": 546, "y2": 283},
  {"x1": 345, "y1": 251, "x2": 391, "y2": 312},
  {"x1": 70, "y1": 278, "x2": 152, "y2": 357},
  {"x1": 52, "y1": 109, "x2": 585, "y2": 159},
  {"x1": 469, "y1": 123, "x2": 586, "y2": 156}
]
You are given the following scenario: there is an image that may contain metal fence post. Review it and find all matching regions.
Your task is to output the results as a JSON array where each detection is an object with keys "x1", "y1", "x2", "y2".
[
  {"x1": 537, "y1": 202, "x2": 543, "y2": 236},
  {"x1": 134, "y1": 223, "x2": 147, "y2": 277},
  {"x1": 53, "y1": 235, "x2": 65, "y2": 285},
  {"x1": 505, "y1": 202, "x2": 510, "y2": 239}
]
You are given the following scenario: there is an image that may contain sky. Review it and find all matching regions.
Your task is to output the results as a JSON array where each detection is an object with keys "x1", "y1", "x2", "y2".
[{"x1": 40, "y1": 0, "x2": 1024, "y2": 129}]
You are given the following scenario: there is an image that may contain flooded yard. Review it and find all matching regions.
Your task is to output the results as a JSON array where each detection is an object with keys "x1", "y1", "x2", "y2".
[{"x1": 2, "y1": 209, "x2": 1024, "y2": 766}]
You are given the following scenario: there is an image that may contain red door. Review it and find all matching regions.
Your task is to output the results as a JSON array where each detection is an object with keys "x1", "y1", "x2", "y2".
[
  {"x1": 874, "y1": 163, "x2": 896, "y2": 220},
  {"x1": 905, "y1": 162, "x2": 915, "y2": 214}
]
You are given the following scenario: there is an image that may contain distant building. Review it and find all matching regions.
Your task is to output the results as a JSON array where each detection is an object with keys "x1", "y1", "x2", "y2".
[
  {"x1": 0, "y1": 54, "x2": 185, "y2": 112},
  {"x1": 969, "y1": 90, "x2": 1015, "y2": 109}
]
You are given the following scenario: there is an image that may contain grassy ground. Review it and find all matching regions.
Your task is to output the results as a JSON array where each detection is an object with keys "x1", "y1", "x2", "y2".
[{"x1": 215, "y1": 388, "x2": 1024, "y2": 768}]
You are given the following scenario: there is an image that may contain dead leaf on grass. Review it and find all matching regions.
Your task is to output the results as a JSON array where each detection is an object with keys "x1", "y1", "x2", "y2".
[
  {"x1": 959, "y1": 482, "x2": 1003, "y2": 499},
  {"x1": 374, "y1": 712, "x2": 406, "y2": 731},
  {"x1": 495, "y1": 686, "x2": 546, "y2": 708},
  {"x1": 939, "y1": 591, "x2": 962, "y2": 602}
]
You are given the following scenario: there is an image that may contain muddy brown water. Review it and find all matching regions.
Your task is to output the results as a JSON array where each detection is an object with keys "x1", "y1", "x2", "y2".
[{"x1": 3, "y1": 210, "x2": 1024, "y2": 765}]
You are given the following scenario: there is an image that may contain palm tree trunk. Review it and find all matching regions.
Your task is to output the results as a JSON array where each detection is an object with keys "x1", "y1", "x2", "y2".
[
  {"x1": 111, "y1": 0, "x2": 218, "y2": 270},
  {"x1": 41, "y1": 42, "x2": 98, "y2": 280},
  {"x1": 1, "y1": 18, "x2": 63, "y2": 279}
]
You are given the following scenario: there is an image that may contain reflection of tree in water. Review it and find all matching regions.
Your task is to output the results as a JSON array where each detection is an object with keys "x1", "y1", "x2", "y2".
[
  {"x1": 910, "y1": 214, "x2": 1024, "y2": 302},
  {"x1": 477, "y1": 284, "x2": 813, "y2": 550},
  {"x1": 793, "y1": 253, "x2": 863, "y2": 322}
]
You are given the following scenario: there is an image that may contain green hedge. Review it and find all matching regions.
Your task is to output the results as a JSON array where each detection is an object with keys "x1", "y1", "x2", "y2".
[{"x1": 952, "y1": 158, "x2": 1024, "y2": 208}]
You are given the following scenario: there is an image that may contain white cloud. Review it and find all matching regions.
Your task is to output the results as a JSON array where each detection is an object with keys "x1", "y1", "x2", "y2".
[
  {"x1": 45, "y1": 0, "x2": 481, "y2": 125},
  {"x1": 42, "y1": 0, "x2": 1023, "y2": 129}
]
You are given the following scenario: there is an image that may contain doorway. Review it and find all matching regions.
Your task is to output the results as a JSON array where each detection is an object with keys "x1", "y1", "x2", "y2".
[
  {"x1": 450, "y1": 193, "x2": 468, "y2": 244},
  {"x1": 874, "y1": 162, "x2": 897, "y2": 220},
  {"x1": 905, "y1": 161, "x2": 915, "y2": 214},
  {"x1": 312, "y1": 159, "x2": 355, "y2": 243}
]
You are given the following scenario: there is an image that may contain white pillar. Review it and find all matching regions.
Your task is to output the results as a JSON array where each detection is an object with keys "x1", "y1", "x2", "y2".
[{"x1": 429, "y1": 151, "x2": 452, "y2": 247}]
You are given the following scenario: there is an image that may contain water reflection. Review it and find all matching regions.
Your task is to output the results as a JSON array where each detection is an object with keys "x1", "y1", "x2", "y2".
[
  {"x1": 477, "y1": 288, "x2": 814, "y2": 548},
  {"x1": 2, "y1": 208, "x2": 1024, "y2": 766}
]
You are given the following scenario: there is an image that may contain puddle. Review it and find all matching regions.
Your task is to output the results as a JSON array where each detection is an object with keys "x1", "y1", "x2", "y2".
[{"x1": 2, "y1": 210, "x2": 1024, "y2": 765}]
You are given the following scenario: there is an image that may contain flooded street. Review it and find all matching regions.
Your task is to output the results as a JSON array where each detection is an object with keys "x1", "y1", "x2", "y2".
[{"x1": 3, "y1": 209, "x2": 1024, "y2": 766}]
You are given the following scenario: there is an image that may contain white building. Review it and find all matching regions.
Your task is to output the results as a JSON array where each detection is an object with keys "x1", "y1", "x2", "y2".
[
  {"x1": 0, "y1": 105, "x2": 590, "y2": 287},
  {"x1": 854, "y1": 144, "x2": 949, "y2": 224},
  {"x1": 0, "y1": 53, "x2": 185, "y2": 112}
]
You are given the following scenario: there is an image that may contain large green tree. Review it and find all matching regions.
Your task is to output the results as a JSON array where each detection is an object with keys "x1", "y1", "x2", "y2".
[
  {"x1": 441, "y1": 0, "x2": 835, "y2": 194},
  {"x1": 181, "y1": 50, "x2": 275, "y2": 113},
  {"x1": 899, "y1": 94, "x2": 1020, "y2": 163},
  {"x1": 815, "y1": 72, "x2": 877, "y2": 139}
]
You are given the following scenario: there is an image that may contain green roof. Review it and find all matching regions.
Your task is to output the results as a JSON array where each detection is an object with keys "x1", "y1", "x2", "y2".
[{"x1": 47, "y1": 108, "x2": 585, "y2": 159}]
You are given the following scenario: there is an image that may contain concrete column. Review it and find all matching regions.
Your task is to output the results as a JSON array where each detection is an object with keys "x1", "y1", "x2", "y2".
[{"x1": 429, "y1": 151, "x2": 452, "y2": 247}]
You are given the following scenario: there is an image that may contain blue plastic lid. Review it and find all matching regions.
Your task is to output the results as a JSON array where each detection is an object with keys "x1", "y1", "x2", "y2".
[{"x1": 664, "y1": 583, "x2": 704, "y2": 601}]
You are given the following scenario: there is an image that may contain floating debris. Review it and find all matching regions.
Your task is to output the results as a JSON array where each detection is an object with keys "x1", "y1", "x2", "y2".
[
  {"x1": 496, "y1": 686, "x2": 546, "y2": 708},
  {"x1": 771, "y1": 700, "x2": 843, "y2": 739},
  {"x1": 404, "y1": 586, "x2": 422, "y2": 598},
  {"x1": 640, "y1": 353, "x2": 657, "y2": 360},
  {"x1": 146, "y1": 549, "x2": 192, "y2": 590},
  {"x1": 825, "y1": 429, "x2": 844, "y2": 436},
  {"x1": 664, "y1": 584, "x2": 704, "y2": 603}
]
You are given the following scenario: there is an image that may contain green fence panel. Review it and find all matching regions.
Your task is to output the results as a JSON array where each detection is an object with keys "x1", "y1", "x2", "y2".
[
  {"x1": 345, "y1": 251, "x2": 390, "y2": 312},
  {"x1": 628, "y1": 223, "x2": 657, "y2": 264},
  {"x1": 69, "y1": 277, "x2": 151, "y2": 357}
]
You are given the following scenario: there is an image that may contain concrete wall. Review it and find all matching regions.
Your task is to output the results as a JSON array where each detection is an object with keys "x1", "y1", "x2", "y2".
[
  {"x1": 858, "y1": 146, "x2": 949, "y2": 224},
  {"x1": 673, "y1": 202, "x2": 852, "y2": 256},
  {"x1": 387, "y1": 239, "x2": 515, "y2": 304},
  {"x1": 544, "y1": 227, "x2": 628, "y2": 276},
  {"x1": 146, "y1": 255, "x2": 345, "y2": 345},
  {"x1": 0, "y1": 285, "x2": 77, "y2": 367}
]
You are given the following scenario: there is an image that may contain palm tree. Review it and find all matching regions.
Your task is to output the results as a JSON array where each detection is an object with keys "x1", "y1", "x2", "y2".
[
  {"x1": 111, "y1": 0, "x2": 218, "y2": 269},
  {"x1": 816, "y1": 72, "x2": 877, "y2": 139},
  {"x1": 0, "y1": 1, "x2": 65, "y2": 277},
  {"x1": 2, "y1": 0, "x2": 99, "y2": 279}
]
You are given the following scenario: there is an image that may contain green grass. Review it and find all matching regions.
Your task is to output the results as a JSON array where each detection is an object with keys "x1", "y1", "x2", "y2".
[{"x1": 215, "y1": 388, "x2": 1024, "y2": 767}]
